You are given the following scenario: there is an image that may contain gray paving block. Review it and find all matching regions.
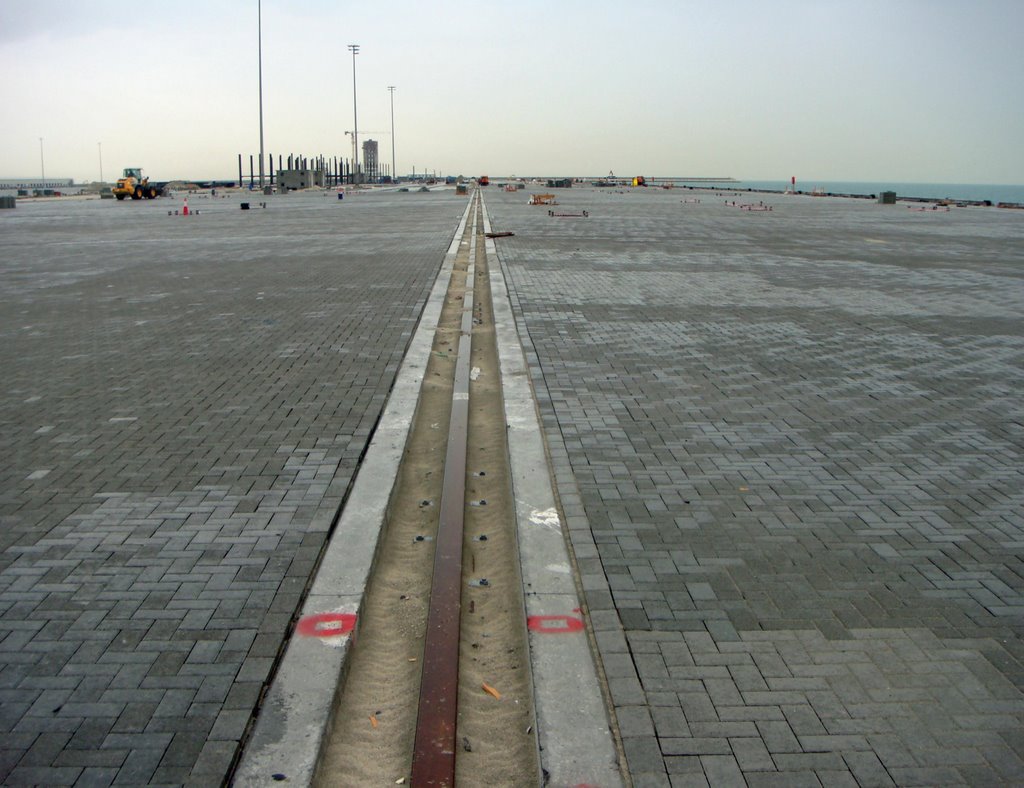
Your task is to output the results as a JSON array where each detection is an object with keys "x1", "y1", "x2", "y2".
[
  {"x1": 0, "y1": 190, "x2": 469, "y2": 785},
  {"x1": 699, "y1": 754, "x2": 744, "y2": 784},
  {"x1": 622, "y1": 735, "x2": 666, "y2": 775},
  {"x1": 616, "y1": 706, "x2": 656, "y2": 737},
  {"x1": 7, "y1": 182, "x2": 1024, "y2": 786},
  {"x1": 5, "y1": 766, "x2": 84, "y2": 786},
  {"x1": 492, "y1": 184, "x2": 1024, "y2": 782}
]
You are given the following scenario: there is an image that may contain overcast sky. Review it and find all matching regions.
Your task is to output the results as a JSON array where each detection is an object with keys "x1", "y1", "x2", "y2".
[{"x1": 1, "y1": 0, "x2": 1022, "y2": 184}]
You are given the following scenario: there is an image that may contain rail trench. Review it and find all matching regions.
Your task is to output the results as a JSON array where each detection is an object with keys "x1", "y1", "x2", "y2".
[{"x1": 315, "y1": 193, "x2": 540, "y2": 786}]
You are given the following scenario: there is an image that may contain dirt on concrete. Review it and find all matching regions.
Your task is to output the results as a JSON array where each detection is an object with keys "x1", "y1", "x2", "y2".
[
  {"x1": 315, "y1": 207, "x2": 537, "y2": 787},
  {"x1": 454, "y1": 236, "x2": 537, "y2": 787}
]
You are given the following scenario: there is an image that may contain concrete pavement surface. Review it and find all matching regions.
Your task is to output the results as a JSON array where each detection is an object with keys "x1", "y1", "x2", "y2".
[
  {"x1": 485, "y1": 186, "x2": 1024, "y2": 786},
  {"x1": 0, "y1": 190, "x2": 466, "y2": 786}
]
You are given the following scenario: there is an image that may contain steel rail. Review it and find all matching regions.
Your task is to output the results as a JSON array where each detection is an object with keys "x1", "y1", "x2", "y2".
[{"x1": 410, "y1": 194, "x2": 479, "y2": 786}]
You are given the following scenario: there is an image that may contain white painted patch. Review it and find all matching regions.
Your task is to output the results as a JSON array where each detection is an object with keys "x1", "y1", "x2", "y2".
[
  {"x1": 306, "y1": 604, "x2": 358, "y2": 649},
  {"x1": 27, "y1": 470, "x2": 50, "y2": 480},
  {"x1": 470, "y1": 367, "x2": 481, "y2": 380},
  {"x1": 318, "y1": 631, "x2": 353, "y2": 649},
  {"x1": 35, "y1": 426, "x2": 54, "y2": 434},
  {"x1": 24, "y1": 396, "x2": 41, "y2": 403},
  {"x1": 453, "y1": 392, "x2": 469, "y2": 400},
  {"x1": 545, "y1": 563, "x2": 571, "y2": 575},
  {"x1": 109, "y1": 417, "x2": 138, "y2": 423},
  {"x1": 529, "y1": 507, "x2": 561, "y2": 530}
]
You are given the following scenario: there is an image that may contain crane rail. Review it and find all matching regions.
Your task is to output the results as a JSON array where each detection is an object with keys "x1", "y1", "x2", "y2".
[{"x1": 409, "y1": 196, "x2": 478, "y2": 785}]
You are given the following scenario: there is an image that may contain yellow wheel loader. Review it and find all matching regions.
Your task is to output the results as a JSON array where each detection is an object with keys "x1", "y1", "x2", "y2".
[{"x1": 112, "y1": 168, "x2": 166, "y2": 201}]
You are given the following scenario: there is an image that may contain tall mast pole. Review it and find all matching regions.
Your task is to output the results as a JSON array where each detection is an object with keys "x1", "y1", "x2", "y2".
[
  {"x1": 388, "y1": 85, "x2": 397, "y2": 182},
  {"x1": 258, "y1": 0, "x2": 266, "y2": 188},
  {"x1": 348, "y1": 44, "x2": 360, "y2": 182}
]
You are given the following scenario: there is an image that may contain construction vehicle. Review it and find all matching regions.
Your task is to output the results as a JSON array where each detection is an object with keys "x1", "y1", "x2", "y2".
[
  {"x1": 112, "y1": 168, "x2": 166, "y2": 200},
  {"x1": 632, "y1": 176, "x2": 647, "y2": 187},
  {"x1": 479, "y1": 175, "x2": 490, "y2": 186}
]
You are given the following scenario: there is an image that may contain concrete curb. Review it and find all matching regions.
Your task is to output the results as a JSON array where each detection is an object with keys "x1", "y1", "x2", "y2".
[
  {"x1": 481, "y1": 197, "x2": 624, "y2": 787},
  {"x1": 233, "y1": 198, "x2": 476, "y2": 786}
]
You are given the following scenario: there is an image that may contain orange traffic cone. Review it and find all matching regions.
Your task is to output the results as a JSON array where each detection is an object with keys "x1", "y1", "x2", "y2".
[{"x1": 182, "y1": 198, "x2": 190, "y2": 216}]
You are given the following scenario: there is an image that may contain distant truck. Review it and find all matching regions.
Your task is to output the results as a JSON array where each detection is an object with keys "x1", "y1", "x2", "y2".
[
  {"x1": 112, "y1": 168, "x2": 166, "y2": 200},
  {"x1": 479, "y1": 175, "x2": 490, "y2": 186}
]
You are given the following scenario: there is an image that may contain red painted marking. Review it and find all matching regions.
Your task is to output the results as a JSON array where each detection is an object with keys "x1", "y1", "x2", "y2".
[
  {"x1": 296, "y1": 612, "x2": 356, "y2": 638},
  {"x1": 527, "y1": 615, "x2": 584, "y2": 633}
]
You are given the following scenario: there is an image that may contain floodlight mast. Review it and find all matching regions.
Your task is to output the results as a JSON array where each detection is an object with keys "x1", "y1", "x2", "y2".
[
  {"x1": 388, "y1": 85, "x2": 397, "y2": 181},
  {"x1": 349, "y1": 44, "x2": 360, "y2": 182},
  {"x1": 258, "y1": 0, "x2": 265, "y2": 188}
]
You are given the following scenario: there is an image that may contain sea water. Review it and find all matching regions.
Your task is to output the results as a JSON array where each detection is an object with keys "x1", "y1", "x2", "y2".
[{"x1": 673, "y1": 180, "x2": 1024, "y2": 204}]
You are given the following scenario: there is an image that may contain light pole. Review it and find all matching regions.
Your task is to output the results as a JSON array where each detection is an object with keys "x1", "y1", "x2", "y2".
[
  {"x1": 39, "y1": 137, "x2": 44, "y2": 181},
  {"x1": 348, "y1": 44, "x2": 359, "y2": 182},
  {"x1": 98, "y1": 142, "x2": 103, "y2": 183},
  {"x1": 257, "y1": 0, "x2": 266, "y2": 188},
  {"x1": 388, "y1": 85, "x2": 397, "y2": 182}
]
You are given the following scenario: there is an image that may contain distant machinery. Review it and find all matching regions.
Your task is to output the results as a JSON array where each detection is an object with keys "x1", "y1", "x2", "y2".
[{"x1": 112, "y1": 168, "x2": 165, "y2": 200}]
